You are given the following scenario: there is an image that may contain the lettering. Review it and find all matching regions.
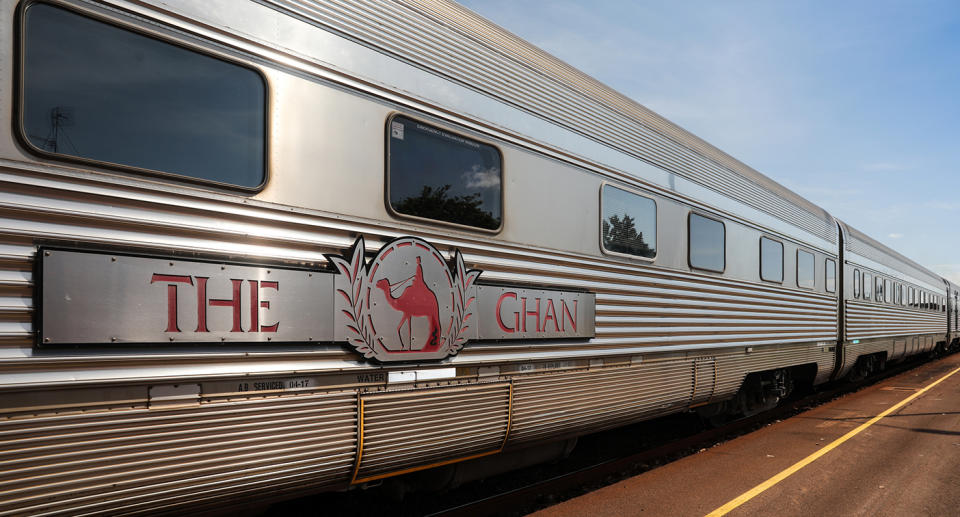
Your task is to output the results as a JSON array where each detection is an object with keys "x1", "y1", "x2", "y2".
[
  {"x1": 496, "y1": 292, "x2": 518, "y2": 333},
  {"x1": 496, "y1": 292, "x2": 580, "y2": 335},
  {"x1": 356, "y1": 373, "x2": 386, "y2": 383},
  {"x1": 151, "y1": 274, "x2": 280, "y2": 334},
  {"x1": 149, "y1": 274, "x2": 193, "y2": 332}
]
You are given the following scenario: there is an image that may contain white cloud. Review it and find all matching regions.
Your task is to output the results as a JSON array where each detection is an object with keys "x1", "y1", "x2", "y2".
[
  {"x1": 462, "y1": 165, "x2": 501, "y2": 189},
  {"x1": 888, "y1": 233, "x2": 903, "y2": 239}
]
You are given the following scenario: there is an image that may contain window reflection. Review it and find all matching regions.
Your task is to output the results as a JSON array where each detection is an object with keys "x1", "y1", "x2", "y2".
[
  {"x1": 760, "y1": 237, "x2": 783, "y2": 282},
  {"x1": 388, "y1": 116, "x2": 502, "y2": 230},
  {"x1": 22, "y1": 4, "x2": 265, "y2": 188},
  {"x1": 797, "y1": 250, "x2": 815, "y2": 289},
  {"x1": 689, "y1": 213, "x2": 724, "y2": 272},
  {"x1": 825, "y1": 259, "x2": 836, "y2": 293},
  {"x1": 601, "y1": 185, "x2": 656, "y2": 258}
]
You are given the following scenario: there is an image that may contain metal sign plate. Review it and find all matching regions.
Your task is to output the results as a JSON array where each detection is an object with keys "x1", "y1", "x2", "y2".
[
  {"x1": 40, "y1": 249, "x2": 334, "y2": 344},
  {"x1": 476, "y1": 285, "x2": 595, "y2": 340},
  {"x1": 39, "y1": 237, "x2": 596, "y2": 358}
]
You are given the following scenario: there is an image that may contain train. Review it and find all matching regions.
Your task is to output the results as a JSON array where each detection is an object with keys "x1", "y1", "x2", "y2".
[{"x1": 1, "y1": 0, "x2": 958, "y2": 514}]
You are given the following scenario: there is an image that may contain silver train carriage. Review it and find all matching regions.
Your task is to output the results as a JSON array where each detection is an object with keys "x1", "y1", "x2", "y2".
[{"x1": 0, "y1": 0, "x2": 954, "y2": 514}]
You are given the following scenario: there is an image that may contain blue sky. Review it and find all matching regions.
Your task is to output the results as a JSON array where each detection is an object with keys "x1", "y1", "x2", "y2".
[{"x1": 458, "y1": 0, "x2": 960, "y2": 283}]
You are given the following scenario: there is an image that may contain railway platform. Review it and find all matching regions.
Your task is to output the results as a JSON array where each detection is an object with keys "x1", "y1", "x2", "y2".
[{"x1": 534, "y1": 352, "x2": 960, "y2": 517}]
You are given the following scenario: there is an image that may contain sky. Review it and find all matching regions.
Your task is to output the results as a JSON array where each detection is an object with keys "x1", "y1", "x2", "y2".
[{"x1": 458, "y1": 0, "x2": 960, "y2": 283}]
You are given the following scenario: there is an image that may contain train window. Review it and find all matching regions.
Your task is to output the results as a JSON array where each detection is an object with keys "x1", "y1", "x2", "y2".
[
  {"x1": 853, "y1": 269, "x2": 861, "y2": 297},
  {"x1": 910, "y1": 287, "x2": 915, "y2": 307},
  {"x1": 863, "y1": 273, "x2": 872, "y2": 299},
  {"x1": 601, "y1": 185, "x2": 657, "y2": 259},
  {"x1": 884, "y1": 279, "x2": 891, "y2": 304},
  {"x1": 825, "y1": 259, "x2": 836, "y2": 293},
  {"x1": 796, "y1": 250, "x2": 815, "y2": 289},
  {"x1": 688, "y1": 213, "x2": 725, "y2": 272},
  {"x1": 760, "y1": 237, "x2": 783, "y2": 282},
  {"x1": 875, "y1": 277, "x2": 883, "y2": 302},
  {"x1": 20, "y1": 3, "x2": 266, "y2": 189},
  {"x1": 388, "y1": 115, "x2": 502, "y2": 231}
]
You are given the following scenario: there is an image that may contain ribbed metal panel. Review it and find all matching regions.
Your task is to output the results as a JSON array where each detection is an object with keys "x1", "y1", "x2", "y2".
[
  {"x1": 509, "y1": 362, "x2": 693, "y2": 444},
  {"x1": 355, "y1": 383, "x2": 510, "y2": 482},
  {"x1": 0, "y1": 165, "x2": 836, "y2": 386},
  {"x1": 846, "y1": 301, "x2": 946, "y2": 340},
  {"x1": 0, "y1": 391, "x2": 357, "y2": 516},
  {"x1": 262, "y1": 0, "x2": 836, "y2": 244},
  {"x1": 509, "y1": 341, "x2": 834, "y2": 445},
  {"x1": 691, "y1": 357, "x2": 717, "y2": 404},
  {"x1": 0, "y1": 236, "x2": 32, "y2": 350},
  {"x1": 841, "y1": 335, "x2": 936, "y2": 376}
]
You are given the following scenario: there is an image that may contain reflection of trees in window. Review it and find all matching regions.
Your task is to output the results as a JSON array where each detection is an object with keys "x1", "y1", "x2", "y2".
[
  {"x1": 394, "y1": 184, "x2": 501, "y2": 229},
  {"x1": 603, "y1": 213, "x2": 653, "y2": 257}
]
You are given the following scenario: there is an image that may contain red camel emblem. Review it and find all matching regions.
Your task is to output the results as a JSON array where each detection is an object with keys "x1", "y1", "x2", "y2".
[
  {"x1": 328, "y1": 236, "x2": 481, "y2": 362},
  {"x1": 375, "y1": 257, "x2": 441, "y2": 352}
]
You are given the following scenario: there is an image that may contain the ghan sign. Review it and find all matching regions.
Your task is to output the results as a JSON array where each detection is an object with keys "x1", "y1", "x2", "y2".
[{"x1": 38, "y1": 237, "x2": 595, "y2": 362}]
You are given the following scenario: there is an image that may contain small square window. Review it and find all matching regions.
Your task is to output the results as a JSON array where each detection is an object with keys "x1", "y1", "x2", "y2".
[
  {"x1": 760, "y1": 237, "x2": 783, "y2": 283},
  {"x1": 688, "y1": 213, "x2": 725, "y2": 272},
  {"x1": 601, "y1": 185, "x2": 656, "y2": 259}
]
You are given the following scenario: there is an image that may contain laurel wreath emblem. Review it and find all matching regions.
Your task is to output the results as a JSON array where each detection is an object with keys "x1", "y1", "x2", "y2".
[{"x1": 328, "y1": 237, "x2": 480, "y2": 359}]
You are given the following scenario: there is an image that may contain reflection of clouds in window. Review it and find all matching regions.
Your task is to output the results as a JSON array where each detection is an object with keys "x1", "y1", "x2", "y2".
[
  {"x1": 462, "y1": 165, "x2": 501, "y2": 189},
  {"x1": 22, "y1": 4, "x2": 264, "y2": 187}
]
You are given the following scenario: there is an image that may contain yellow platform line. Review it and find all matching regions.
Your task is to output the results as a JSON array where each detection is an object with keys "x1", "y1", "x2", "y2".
[{"x1": 706, "y1": 363, "x2": 960, "y2": 517}]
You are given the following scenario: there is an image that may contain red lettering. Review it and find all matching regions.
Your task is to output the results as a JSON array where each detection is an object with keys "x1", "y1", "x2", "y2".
[
  {"x1": 259, "y1": 281, "x2": 279, "y2": 332},
  {"x1": 522, "y1": 297, "x2": 541, "y2": 332},
  {"x1": 543, "y1": 299, "x2": 559, "y2": 332},
  {"x1": 150, "y1": 274, "x2": 193, "y2": 332},
  {"x1": 496, "y1": 292, "x2": 518, "y2": 333},
  {"x1": 561, "y1": 299, "x2": 578, "y2": 332},
  {"x1": 195, "y1": 277, "x2": 209, "y2": 332},
  {"x1": 209, "y1": 279, "x2": 244, "y2": 332},
  {"x1": 249, "y1": 280, "x2": 259, "y2": 331}
]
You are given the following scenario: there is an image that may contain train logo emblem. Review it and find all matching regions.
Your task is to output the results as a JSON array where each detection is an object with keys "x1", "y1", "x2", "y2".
[{"x1": 328, "y1": 237, "x2": 481, "y2": 362}]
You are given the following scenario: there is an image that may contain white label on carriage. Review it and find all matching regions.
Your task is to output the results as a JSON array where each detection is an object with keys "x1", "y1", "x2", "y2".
[
  {"x1": 476, "y1": 285, "x2": 595, "y2": 340},
  {"x1": 40, "y1": 249, "x2": 335, "y2": 344}
]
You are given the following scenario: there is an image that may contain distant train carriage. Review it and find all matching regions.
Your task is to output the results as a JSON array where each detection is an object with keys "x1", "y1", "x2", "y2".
[
  {"x1": 0, "y1": 0, "x2": 953, "y2": 513},
  {"x1": 836, "y1": 222, "x2": 949, "y2": 378}
]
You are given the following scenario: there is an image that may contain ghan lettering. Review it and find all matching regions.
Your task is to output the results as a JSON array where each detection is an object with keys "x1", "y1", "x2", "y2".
[
  {"x1": 151, "y1": 275, "x2": 280, "y2": 334},
  {"x1": 496, "y1": 291, "x2": 578, "y2": 335}
]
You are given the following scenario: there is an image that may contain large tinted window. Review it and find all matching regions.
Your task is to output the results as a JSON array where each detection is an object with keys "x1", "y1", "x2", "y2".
[
  {"x1": 760, "y1": 237, "x2": 783, "y2": 282},
  {"x1": 688, "y1": 214, "x2": 725, "y2": 272},
  {"x1": 388, "y1": 116, "x2": 502, "y2": 230},
  {"x1": 601, "y1": 185, "x2": 656, "y2": 258},
  {"x1": 825, "y1": 259, "x2": 836, "y2": 293},
  {"x1": 21, "y1": 4, "x2": 265, "y2": 188},
  {"x1": 797, "y1": 250, "x2": 815, "y2": 289}
]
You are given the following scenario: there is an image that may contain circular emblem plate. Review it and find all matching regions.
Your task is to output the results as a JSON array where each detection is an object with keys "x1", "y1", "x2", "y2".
[{"x1": 328, "y1": 237, "x2": 480, "y2": 362}]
